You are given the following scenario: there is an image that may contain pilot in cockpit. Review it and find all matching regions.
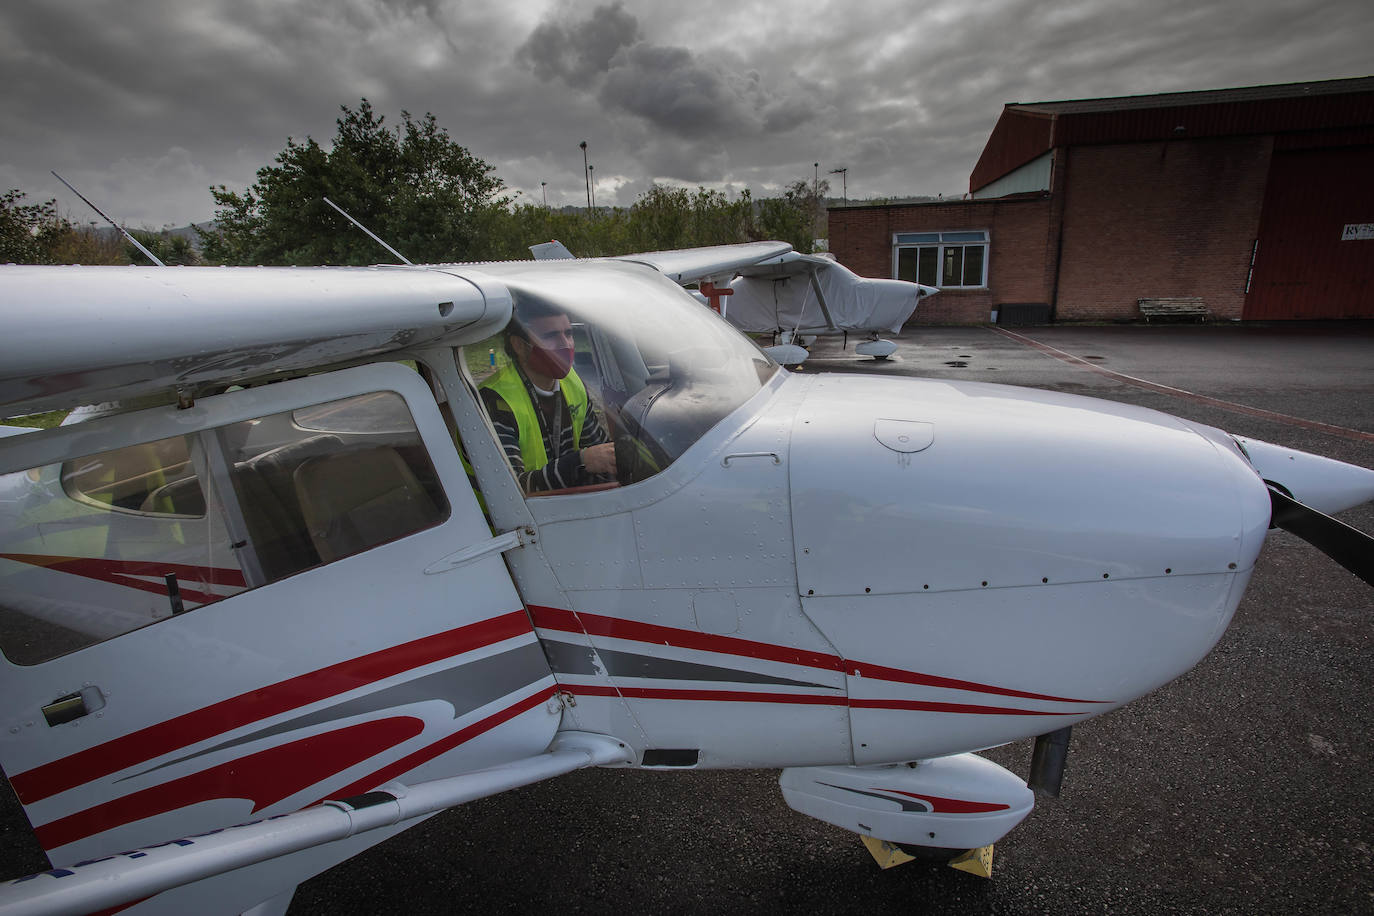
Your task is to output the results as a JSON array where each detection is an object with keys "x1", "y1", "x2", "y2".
[{"x1": 479, "y1": 292, "x2": 618, "y2": 493}]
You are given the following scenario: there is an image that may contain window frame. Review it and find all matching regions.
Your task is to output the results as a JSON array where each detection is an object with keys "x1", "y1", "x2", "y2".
[
  {"x1": 892, "y1": 230, "x2": 990, "y2": 289},
  {"x1": 0, "y1": 363, "x2": 472, "y2": 664}
]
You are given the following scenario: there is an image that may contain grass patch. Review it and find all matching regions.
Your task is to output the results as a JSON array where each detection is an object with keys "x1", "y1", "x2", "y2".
[{"x1": 4, "y1": 410, "x2": 68, "y2": 429}]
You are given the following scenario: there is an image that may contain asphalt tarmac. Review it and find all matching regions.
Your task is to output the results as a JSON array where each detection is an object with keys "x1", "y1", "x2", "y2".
[{"x1": 3, "y1": 323, "x2": 1371, "y2": 914}]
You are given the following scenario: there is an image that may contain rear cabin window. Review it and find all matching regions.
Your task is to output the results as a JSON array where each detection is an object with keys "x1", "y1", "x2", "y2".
[{"x1": 0, "y1": 391, "x2": 448, "y2": 665}]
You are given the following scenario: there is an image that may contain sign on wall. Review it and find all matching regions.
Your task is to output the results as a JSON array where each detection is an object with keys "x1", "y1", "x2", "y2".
[{"x1": 1341, "y1": 223, "x2": 1374, "y2": 240}]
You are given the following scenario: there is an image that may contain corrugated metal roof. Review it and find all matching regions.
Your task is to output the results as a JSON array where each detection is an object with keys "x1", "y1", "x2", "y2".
[{"x1": 1009, "y1": 76, "x2": 1374, "y2": 115}]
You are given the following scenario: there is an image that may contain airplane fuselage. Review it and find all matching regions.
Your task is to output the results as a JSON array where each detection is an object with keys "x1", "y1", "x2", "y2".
[
  {"x1": 511, "y1": 369, "x2": 1271, "y2": 767},
  {"x1": 0, "y1": 258, "x2": 1368, "y2": 915}
]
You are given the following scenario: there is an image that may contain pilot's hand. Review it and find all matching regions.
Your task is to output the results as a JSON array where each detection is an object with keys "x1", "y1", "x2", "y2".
[{"x1": 581, "y1": 442, "x2": 617, "y2": 476}]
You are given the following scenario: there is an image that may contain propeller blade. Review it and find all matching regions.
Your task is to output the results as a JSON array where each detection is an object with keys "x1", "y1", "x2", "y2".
[
  {"x1": 1028, "y1": 726, "x2": 1072, "y2": 797},
  {"x1": 1268, "y1": 486, "x2": 1374, "y2": 587}
]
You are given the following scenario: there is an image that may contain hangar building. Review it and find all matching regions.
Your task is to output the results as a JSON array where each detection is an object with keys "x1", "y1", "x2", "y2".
[{"x1": 828, "y1": 77, "x2": 1374, "y2": 323}]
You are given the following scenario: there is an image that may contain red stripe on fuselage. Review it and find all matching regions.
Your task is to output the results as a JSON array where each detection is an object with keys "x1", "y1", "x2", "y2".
[
  {"x1": 12, "y1": 611, "x2": 532, "y2": 804},
  {"x1": 850, "y1": 698, "x2": 1079, "y2": 716},
  {"x1": 530, "y1": 605, "x2": 845, "y2": 673},
  {"x1": 567, "y1": 684, "x2": 845, "y2": 706},
  {"x1": 0, "y1": 553, "x2": 245, "y2": 605},
  {"x1": 530, "y1": 605, "x2": 1104, "y2": 706},
  {"x1": 324, "y1": 684, "x2": 559, "y2": 802},
  {"x1": 34, "y1": 717, "x2": 423, "y2": 851},
  {"x1": 0, "y1": 554, "x2": 248, "y2": 588},
  {"x1": 846, "y1": 659, "x2": 1104, "y2": 705},
  {"x1": 564, "y1": 685, "x2": 1081, "y2": 715}
]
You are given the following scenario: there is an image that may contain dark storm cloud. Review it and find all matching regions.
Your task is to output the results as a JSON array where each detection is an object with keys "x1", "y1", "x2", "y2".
[
  {"x1": 0, "y1": 0, "x2": 536, "y2": 225},
  {"x1": 516, "y1": 2, "x2": 641, "y2": 88},
  {"x1": 2, "y1": 0, "x2": 1370, "y2": 223},
  {"x1": 517, "y1": 3, "x2": 817, "y2": 147},
  {"x1": 600, "y1": 44, "x2": 747, "y2": 135},
  {"x1": 598, "y1": 44, "x2": 821, "y2": 139}
]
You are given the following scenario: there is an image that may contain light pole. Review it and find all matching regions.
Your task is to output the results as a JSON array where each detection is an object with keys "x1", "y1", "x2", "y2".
[
  {"x1": 579, "y1": 141, "x2": 590, "y2": 209},
  {"x1": 540, "y1": 181, "x2": 547, "y2": 206},
  {"x1": 829, "y1": 167, "x2": 848, "y2": 204},
  {"x1": 813, "y1": 162, "x2": 821, "y2": 246},
  {"x1": 588, "y1": 164, "x2": 595, "y2": 210}
]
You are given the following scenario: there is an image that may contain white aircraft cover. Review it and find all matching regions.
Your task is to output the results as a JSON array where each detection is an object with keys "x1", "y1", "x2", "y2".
[{"x1": 726, "y1": 253, "x2": 935, "y2": 335}]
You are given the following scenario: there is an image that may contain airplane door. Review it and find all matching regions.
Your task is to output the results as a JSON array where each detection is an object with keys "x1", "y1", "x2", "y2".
[{"x1": 0, "y1": 363, "x2": 558, "y2": 866}]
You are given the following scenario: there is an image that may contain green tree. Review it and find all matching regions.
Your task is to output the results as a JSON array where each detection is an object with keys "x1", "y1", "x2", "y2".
[
  {"x1": 756, "y1": 178, "x2": 828, "y2": 253},
  {"x1": 199, "y1": 100, "x2": 509, "y2": 265},
  {"x1": 488, "y1": 202, "x2": 633, "y2": 259},
  {"x1": 0, "y1": 190, "x2": 136, "y2": 264},
  {"x1": 46, "y1": 227, "x2": 126, "y2": 265},
  {"x1": 127, "y1": 229, "x2": 199, "y2": 265},
  {"x1": 1, "y1": 190, "x2": 71, "y2": 263},
  {"x1": 626, "y1": 185, "x2": 754, "y2": 251}
]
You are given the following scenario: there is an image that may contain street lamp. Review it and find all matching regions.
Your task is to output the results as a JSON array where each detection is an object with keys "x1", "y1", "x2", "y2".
[
  {"x1": 579, "y1": 141, "x2": 590, "y2": 209},
  {"x1": 588, "y1": 164, "x2": 595, "y2": 209},
  {"x1": 540, "y1": 181, "x2": 547, "y2": 206}
]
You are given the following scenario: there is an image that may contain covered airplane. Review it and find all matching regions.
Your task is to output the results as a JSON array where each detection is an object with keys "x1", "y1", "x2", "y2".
[
  {"x1": 530, "y1": 240, "x2": 937, "y2": 360},
  {"x1": 723, "y1": 251, "x2": 939, "y2": 358},
  {"x1": 0, "y1": 242, "x2": 1370, "y2": 914}
]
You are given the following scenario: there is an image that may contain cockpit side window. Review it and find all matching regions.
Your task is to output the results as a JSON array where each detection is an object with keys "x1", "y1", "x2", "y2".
[
  {"x1": 463, "y1": 265, "x2": 778, "y2": 497},
  {"x1": 0, "y1": 391, "x2": 447, "y2": 665}
]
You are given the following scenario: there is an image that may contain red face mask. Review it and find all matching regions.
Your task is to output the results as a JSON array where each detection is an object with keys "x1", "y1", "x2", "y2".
[{"x1": 527, "y1": 344, "x2": 575, "y2": 380}]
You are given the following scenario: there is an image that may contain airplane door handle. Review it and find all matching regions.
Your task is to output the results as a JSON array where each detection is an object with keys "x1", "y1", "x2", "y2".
[
  {"x1": 42, "y1": 686, "x2": 106, "y2": 727},
  {"x1": 721, "y1": 452, "x2": 781, "y2": 467}
]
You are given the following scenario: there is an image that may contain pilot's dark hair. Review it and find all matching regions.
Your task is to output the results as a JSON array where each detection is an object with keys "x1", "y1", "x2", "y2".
[
  {"x1": 506, "y1": 288, "x2": 568, "y2": 345},
  {"x1": 503, "y1": 288, "x2": 570, "y2": 361}
]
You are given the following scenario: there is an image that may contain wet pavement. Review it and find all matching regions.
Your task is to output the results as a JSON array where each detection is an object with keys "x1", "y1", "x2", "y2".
[{"x1": 3, "y1": 323, "x2": 1372, "y2": 915}]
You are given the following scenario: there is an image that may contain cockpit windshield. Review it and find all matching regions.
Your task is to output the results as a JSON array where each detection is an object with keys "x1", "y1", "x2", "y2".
[{"x1": 465, "y1": 261, "x2": 777, "y2": 495}]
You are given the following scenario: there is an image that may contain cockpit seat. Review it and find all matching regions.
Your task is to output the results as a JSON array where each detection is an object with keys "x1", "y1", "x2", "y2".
[
  {"x1": 293, "y1": 447, "x2": 440, "y2": 563},
  {"x1": 139, "y1": 475, "x2": 206, "y2": 516}
]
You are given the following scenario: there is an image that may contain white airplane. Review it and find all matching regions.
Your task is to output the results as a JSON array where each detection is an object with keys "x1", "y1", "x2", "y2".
[
  {"x1": 721, "y1": 250, "x2": 939, "y2": 359},
  {"x1": 0, "y1": 243, "x2": 1371, "y2": 915},
  {"x1": 529, "y1": 239, "x2": 938, "y2": 362}
]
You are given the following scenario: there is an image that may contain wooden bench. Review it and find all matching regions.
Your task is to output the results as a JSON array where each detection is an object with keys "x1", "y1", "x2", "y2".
[{"x1": 1137, "y1": 297, "x2": 1210, "y2": 323}]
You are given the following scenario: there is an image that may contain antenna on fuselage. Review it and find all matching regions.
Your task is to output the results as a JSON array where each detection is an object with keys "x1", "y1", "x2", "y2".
[
  {"x1": 322, "y1": 197, "x2": 413, "y2": 265},
  {"x1": 51, "y1": 170, "x2": 166, "y2": 267}
]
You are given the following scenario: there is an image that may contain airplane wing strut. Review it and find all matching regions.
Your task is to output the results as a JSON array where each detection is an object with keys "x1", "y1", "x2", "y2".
[
  {"x1": 0, "y1": 732, "x2": 631, "y2": 916},
  {"x1": 806, "y1": 266, "x2": 839, "y2": 332}
]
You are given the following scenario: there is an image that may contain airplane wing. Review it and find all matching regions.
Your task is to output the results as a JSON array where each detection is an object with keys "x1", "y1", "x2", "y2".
[
  {"x1": 529, "y1": 239, "x2": 794, "y2": 285},
  {"x1": 0, "y1": 243, "x2": 795, "y2": 420},
  {"x1": 734, "y1": 250, "x2": 838, "y2": 279},
  {"x1": 604, "y1": 241, "x2": 794, "y2": 285},
  {"x1": 0, "y1": 265, "x2": 511, "y2": 418}
]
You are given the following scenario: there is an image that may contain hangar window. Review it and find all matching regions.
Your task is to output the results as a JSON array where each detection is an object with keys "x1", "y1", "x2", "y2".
[{"x1": 893, "y1": 230, "x2": 988, "y2": 288}]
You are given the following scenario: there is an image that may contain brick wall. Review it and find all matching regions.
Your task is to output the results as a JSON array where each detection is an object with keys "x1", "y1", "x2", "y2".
[
  {"x1": 829, "y1": 197, "x2": 1054, "y2": 325},
  {"x1": 1055, "y1": 136, "x2": 1272, "y2": 320}
]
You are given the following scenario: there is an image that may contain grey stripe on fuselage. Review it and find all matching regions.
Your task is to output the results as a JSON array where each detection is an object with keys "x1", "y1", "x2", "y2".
[
  {"x1": 541, "y1": 638, "x2": 832, "y2": 689},
  {"x1": 123, "y1": 642, "x2": 551, "y2": 781}
]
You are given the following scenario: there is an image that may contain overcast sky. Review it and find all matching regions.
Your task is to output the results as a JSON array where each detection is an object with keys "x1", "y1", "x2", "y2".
[{"x1": 2, "y1": 0, "x2": 1370, "y2": 229}]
